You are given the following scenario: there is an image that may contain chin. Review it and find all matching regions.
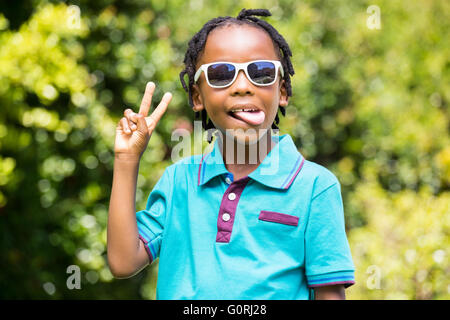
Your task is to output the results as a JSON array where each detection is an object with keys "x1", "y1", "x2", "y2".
[
  {"x1": 223, "y1": 128, "x2": 269, "y2": 146},
  {"x1": 235, "y1": 135, "x2": 258, "y2": 146}
]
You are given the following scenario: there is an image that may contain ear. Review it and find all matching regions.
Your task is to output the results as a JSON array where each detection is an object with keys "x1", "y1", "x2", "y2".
[
  {"x1": 278, "y1": 79, "x2": 289, "y2": 108},
  {"x1": 191, "y1": 84, "x2": 205, "y2": 112}
]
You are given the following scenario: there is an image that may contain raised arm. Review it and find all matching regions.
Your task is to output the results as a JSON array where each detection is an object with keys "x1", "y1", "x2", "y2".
[{"x1": 107, "y1": 82, "x2": 172, "y2": 278}]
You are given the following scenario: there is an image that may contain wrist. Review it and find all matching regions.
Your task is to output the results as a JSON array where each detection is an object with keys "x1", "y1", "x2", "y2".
[{"x1": 114, "y1": 152, "x2": 141, "y2": 163}]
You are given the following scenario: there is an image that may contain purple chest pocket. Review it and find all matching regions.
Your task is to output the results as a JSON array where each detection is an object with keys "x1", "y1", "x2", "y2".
[{"x1": 258, "y1": 210, "x2": 299, "y2": 227}]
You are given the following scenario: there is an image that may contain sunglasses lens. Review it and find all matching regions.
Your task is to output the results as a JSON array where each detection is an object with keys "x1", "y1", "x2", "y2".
[
  {"x1": 207, "y1": 63, "x2": 236, "y2": 87},
  {"x1": 248, "y1": 61, "x2": 277, "y2": 84}
]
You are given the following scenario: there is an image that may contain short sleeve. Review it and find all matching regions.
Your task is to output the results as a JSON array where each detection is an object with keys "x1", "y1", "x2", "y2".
[
  {"x1": 136, "y1": 167, "x2": 173, "y2": 263},
  {"x1": 304, "y1": 180, "x2": 355, "y2": 288}
]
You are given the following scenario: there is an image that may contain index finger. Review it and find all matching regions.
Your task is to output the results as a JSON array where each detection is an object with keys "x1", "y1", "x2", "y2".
[{"x1": 138, "y1": 82, "x2": 156, "y2": 116}]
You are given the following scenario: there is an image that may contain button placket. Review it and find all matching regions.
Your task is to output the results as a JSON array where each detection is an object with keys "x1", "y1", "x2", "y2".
[{"x1": 215, "y1": 177, "x2": 250, "y2": 243}]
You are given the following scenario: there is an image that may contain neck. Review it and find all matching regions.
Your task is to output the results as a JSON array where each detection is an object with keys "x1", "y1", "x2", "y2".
[{"x1": 217, "y1": 130, "x2": 276, "y2": 178}]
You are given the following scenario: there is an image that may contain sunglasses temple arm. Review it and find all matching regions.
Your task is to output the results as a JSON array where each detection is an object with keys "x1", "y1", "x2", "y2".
[{"x1": 194, "y1": 66, "x2": 204, "y2": 82}]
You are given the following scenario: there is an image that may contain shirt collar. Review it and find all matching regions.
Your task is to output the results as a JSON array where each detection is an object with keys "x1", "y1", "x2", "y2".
[{"x1": 198, "y1": 133, "x2": 305, "y2": 190}]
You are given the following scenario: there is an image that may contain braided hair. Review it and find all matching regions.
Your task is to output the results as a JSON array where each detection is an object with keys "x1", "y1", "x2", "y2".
[{"x1": 179, "y1": 8, "x2": 295, "y2": 142}]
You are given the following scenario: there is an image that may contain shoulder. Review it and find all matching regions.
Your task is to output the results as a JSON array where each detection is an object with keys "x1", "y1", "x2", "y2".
[
  {"x1": 150, "y1": 155, "x2": 203, "y2": 194},
  {"x1": 301, "y1": 159, "x2": 340, "y2": 197},
  {"x1": 168, "y1": 154, "x2": 204, "y2": 170},
  {"x1": 162, "y1": 154, "x2": 204, "y2": 179}
]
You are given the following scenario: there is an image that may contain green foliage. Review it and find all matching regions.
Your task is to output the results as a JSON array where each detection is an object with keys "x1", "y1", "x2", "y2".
[
  {"x1": 0, "y1": 0, "x2": 448, "y2": 299},
  {"x1": 347, "y1": 179, "x2": 449, "y2": 299}
]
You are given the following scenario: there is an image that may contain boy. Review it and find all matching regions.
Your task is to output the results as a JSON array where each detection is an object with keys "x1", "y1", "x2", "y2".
[{"x1": 108, "y1": 9, "x2": 355, "y2": 300}]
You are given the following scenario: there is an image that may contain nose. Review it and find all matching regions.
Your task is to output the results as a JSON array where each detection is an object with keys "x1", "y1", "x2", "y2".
[{"x1": 230, "y1": 70, "x2": 254, "y2": 96}]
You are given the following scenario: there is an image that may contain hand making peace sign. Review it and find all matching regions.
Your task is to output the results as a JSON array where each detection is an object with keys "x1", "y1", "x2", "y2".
[{"x1": 114, "y1": 82, "x2": 172, "y2": 159}]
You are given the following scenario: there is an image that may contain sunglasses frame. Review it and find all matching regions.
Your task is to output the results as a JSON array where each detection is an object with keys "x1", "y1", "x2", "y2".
[{"x1": 194, "y1": 60, "x2": 284, "y2": 88}]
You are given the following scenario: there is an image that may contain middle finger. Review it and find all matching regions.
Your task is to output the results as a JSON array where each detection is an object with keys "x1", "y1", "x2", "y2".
[{"x1": 139, "y1": 82, "x2": 156, "y2": 117}]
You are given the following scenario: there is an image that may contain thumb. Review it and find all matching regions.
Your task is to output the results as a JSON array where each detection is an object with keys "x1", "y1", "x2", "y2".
[{"x1": 136, "y1": 114, "x2": 148, "y2": 134}]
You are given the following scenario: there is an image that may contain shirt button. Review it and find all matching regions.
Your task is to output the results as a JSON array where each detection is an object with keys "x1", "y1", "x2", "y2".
[
  {"x1": 222, "y1": 213, "x2": 231, "y2": 222},
  {"x1": 225, "y1": 177, "x2": 232, "y2": 184},
  {"x1": 228, "y1": 192, "x2": 236, "y2": 200}
]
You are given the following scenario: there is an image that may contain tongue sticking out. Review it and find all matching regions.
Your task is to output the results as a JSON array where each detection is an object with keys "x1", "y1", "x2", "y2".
[{"x1": 231, "y1": 110, "x2": 265, "y2": 126}]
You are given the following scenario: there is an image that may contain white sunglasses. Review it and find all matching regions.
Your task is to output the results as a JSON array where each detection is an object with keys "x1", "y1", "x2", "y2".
[{"x1": 194, "y1": 60, "x2": 284, "y2": 88}]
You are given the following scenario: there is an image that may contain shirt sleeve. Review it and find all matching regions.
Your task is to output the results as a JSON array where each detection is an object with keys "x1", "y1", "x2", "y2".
[
  {"x1": 304, "y1": 178, "x2": 355, "y2": 288},
  {"x1": 136, "y1": 166, "x2": 173, "y2": 263}
]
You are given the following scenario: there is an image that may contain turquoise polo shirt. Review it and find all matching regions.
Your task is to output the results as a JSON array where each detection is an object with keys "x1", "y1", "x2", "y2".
[{"x1": 136, "y1": 133, "x2": 355, "y2": 299}]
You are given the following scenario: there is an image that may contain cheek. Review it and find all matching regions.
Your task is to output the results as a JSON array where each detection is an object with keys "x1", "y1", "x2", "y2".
[
  {"x1": 203, "y1": 91, "x2": 227, "y2": 114},
  {"x1": 265, "y1": 93, "x2": 281, "y2": 122}
]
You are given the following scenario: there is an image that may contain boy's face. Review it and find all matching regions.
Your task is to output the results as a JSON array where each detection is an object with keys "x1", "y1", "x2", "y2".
[{"x1": 192, "y1": 24, "x2": 288, "y2": 145}]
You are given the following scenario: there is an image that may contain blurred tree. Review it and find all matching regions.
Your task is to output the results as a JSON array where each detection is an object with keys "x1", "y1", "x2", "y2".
[{"x1": 346, "y1": 178, "x2": 449, "y2": 299}]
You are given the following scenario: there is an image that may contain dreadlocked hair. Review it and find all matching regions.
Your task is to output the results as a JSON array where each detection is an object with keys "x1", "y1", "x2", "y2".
[{"x1": 179, "y1": 8, "x2": 295, "y2": 143}]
